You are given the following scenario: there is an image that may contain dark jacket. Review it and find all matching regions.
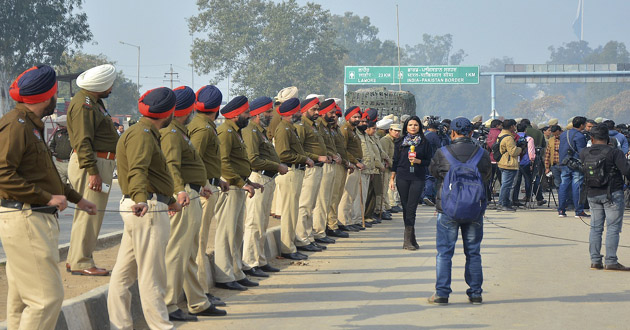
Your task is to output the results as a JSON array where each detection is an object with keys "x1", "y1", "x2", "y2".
[
  {"x1": 391, "y1": 137, "x2": 432, "y2": 181},
  {"x1": 429, "y1": 137, "x2": 492, "y2": 213},
  {"x1": 486, "y1": 127, "x2": 501, "y2": 163},
  {"x1": 559, "y1": 128, "x2": 587, "y2": 164},
  {"x1": 579, "y1": 144, "x2": 630, "y2": 198},
  {"x1": 424, "y1": 131, "x2": 441, "y2": 157}
]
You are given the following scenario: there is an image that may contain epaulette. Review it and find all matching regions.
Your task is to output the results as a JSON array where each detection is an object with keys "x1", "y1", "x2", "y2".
[
  {"x1": 171, "y1": 128, "x2": 177, "y2": 133},
  {"x1": 144, "y1": 128, "x2": 150, "y2": 132},
  {"x1": 17, "y1": 118, "x2": 25, "y2": 124},
  {"x1": 227, "y1": 129, "x2": 233, "y2": 133}
]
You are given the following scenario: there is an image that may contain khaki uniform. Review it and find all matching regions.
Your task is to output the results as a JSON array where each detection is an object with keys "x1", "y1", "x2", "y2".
[
  {"x1": 49, "y1": 127, "x2": 72, "y2": 183},
  {"x1": 242, "y1": 121, "x2": 281, "y2": 268},
  {"x1": 357, "y1": 131, "x2": 377, "y2": 222},
  {"x1": 365, "y1": 134, "x2": 387, "y2": 216},
  {"x1": 160, "y1": 120, "x2": 211, "y2": 314},
  {"x1": 328, "y1": 124, "x2": 349, "y2": 230},
  {"x1": 294, "y1": 115, "x2": 327, "y2": 246},
  {"x1": 0, "y1": 105, "x2": 83, "y2": 330},
  {"x1": 187, "y1": 113, "x2": 222, "y2": 292},
  {"x1": 274, "y1": 120, "x2": 309, "y2": 254},
  {"x1": 108, "y1": 117, "x2": 175, "y2": 330},
  {"x1": 67, "y1": 89, "x2": 118, "y2": 270},
  {"x1": 380, "y1": 134, "x2": 399, "y2": 209},
  {"x1": 214, "y1": 119, "x2": 251, "y2": 283},
  {"x1": 339, "y1": 122, "x2": 363, "y2": 226},
  {"x1": 313, "y1": 117, "x2": 337, "y2": 238},
  {"x1": 268, "y1": 108, "x2": 282, "y2": 217}
]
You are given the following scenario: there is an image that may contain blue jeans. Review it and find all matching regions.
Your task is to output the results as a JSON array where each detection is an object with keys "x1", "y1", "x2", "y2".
[
  {"x1": 551, "y1": 164, "x2": 572, "y2": 206},
  {"x1": 421, "y1": 175, "x2": 436, "y2": 200},
  {"x1": 499, "y1": 169, "x2": 517, "y2": 207},
  {"x1": 589, "y1": 191, "x2": 625, "y2": 265},
  {"x1": 512, "y1": 164, "x2": 532, "y2": 203},
  {"x1": 558, "y1": 166, "x2": 584, "y2": 214},
  {"x1": 435, "y1": 213, "x2": 483, "y2": 298}
]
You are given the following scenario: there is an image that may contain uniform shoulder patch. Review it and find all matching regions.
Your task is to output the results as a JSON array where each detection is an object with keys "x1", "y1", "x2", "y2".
[
  {"x1": 144, "y1": 128, "x2": 150, "y2": 132},
  {"x1": 17, "y1": 118, "x2": 25, "y2": 124},
  {"x1": 252, "y1": 129, "x2": 257, "y2": 132},
  {"x1": 171, "y1": 128, "x2": 177, "y2": 133},
  {"x1": 206, "y1": 125, "x2": 211, "y2": 129},
  {"x1": 85, "y1": 96, "x2": 91, "y2": 105},
  {"x1": 32, "y1": 129, "x2": 41, "y2": 140},
  {"x1": 227, "y1": 129, "x2": 233, "y2": 133}
]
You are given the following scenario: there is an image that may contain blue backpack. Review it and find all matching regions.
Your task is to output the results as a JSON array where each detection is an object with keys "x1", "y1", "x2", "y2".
[{"x1": 440, "y1": 146, "x2": 487, "y2": 223}]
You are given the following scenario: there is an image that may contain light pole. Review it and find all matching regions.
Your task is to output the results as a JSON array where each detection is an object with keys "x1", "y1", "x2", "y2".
[{"x1": 119, "y1": 41, "x2": 140, "y2": 99}]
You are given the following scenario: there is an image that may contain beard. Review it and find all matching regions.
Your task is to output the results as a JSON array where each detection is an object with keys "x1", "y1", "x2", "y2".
[
  {"x1": 325, "y1": 115, "x2": 336, "y2": 123},
  {"x1": 357, "y1": 124, "x2": 367, "y2": 132},
  {"x1": 99, "y1": 90, "x2": 112, "y2": 99},
  {"x1": 260, "y1": 115, "x2": 272, "y2": 128},
  {"x1": 291, "y1": 113, "x2": 301, "y2": 124},
  {"x1": 307, "y1": 113, "x2": 319, "y2": 122},
  {"x1": 161, "y1": 115, "x2": 173, "y2": 128},
  {"x1": 42, "y1": 98, "x2": 56, "y2": 118},
  {"x1": 236, "y1": 116, "x2": 249, "y2": 129}
]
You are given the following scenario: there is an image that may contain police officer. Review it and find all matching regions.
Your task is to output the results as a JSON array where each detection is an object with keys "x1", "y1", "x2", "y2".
[
  {"x1": 107, "y1": 87, "x2": 182, "y2": 330},
  {"x1": 161, "y1": 86, "x2": 226, "y2": 321},
  {"x1": 274, "y1": 98, "x2": 314, "y2": 260},
  {"x1": 67, "y1": 64, "x2": 118, "y2": 276},
  {"x1": 356, "y1": 110, "x2": 379, "y2": 227},
  {"x1": 188, "y1": 85, "x2": 229, "y2": 303},
  {"x1": 49, "y1": 115, "x2": 72, "y2": 183},
  {"x1": 269, "y1": 87, "x2": 299, "y2": 219},
  {"x1": 326, "y1": 103, "x2": 353, "y2": 237},
  {"x1": 242, "y1": 97, "x2": 288, "y2": 278},
  {"x1": 214, "y1": 96, "x2": 263, "y2": 291},
  {"x1": 339, "y1": 107, "x2": 366, "y2": 230},
  {"x1": 381, "y1": 122, "x2": 403, "y2": 213},
  {"x1": 0, "y1": 65, "x2": 96, "y2": 330},
  {"x1": 313, "y1": 99, "x2": 342, "y2": 244}
]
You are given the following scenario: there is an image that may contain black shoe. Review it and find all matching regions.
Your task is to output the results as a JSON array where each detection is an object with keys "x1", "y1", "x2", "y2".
[
  {"x1": 351, "y1": 224, "x2": 366, "y2": 231},
  {"x1": 259, "y1": 264, "x2": 280, "y2": 272},
  {"x1": 590, "y1": 263, "x2": 604, "y2": 270},
  {"x1": 500, "y1": 205, "x2": 516, "y2": 212},
  {"x1": 327, "y1": 228, "x2": 349, "y2": 238},
  {"x1": 423, "y1": 197, "x2": 435, "y2": 206},
  {"x1": 537, "y1": 199, "x2": 547, "y2": 206},
  {"x1": 169, "y1": 309, "x2": 198, "y2": 322},
  {"x1": 468, "y1": 296, "x2": 483, "y2": 305},
  {"x1": 604, "y1": 263, "x2": 630, "y2": 271},
  {"x1": 205, "y1": 293, "x2": 226, "y2": 307},
  {"x1": 297, "y1": 243, "x2": 322, "y2": 252},
  {"x1": 243, "y1": 267, "x2": 269, "y2": 277},
  {"x1": 280, "y1": 252, "x2": 308, "y2": 260},
  {"x1": 363, "y1": 222, "x2": 372, "y2": 228},
  {"x1": 381, "y1": 212, "x2": 393, "y2": 220},
  {"x1": 312, "y1": 242, "x2": 327, "y2": 250},
  {"x1": 387, "y1": 208, "x2": 399, "y2": 214},
  {"x1": 428, "y1": 293, "x2": 448, "y2": 306},
  {"x1": 191, "y1": 305, "x2": 227, "y2": 317},
  {"x1": 237, "y1": 278, "x2": 259, "y2": 287},
  {"x1": 215, "y1": 281, "x2": 247, "y2": 291},
  {"x1": 339, "y1": 224, "x2": 359, "y2": 232},
  {"x1": 391, "y1": 206, "x2": 403, "y2": 212},
  {"x1": 315, "y1": 236, "x2": 335, "y2": 244}
]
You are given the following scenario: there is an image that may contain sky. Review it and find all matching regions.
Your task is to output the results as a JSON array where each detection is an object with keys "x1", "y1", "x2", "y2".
[{"x1": 80, "y1": 0, "x2": 630, "y2": 97}]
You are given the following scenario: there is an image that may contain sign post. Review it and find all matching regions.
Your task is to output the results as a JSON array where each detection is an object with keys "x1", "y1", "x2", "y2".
[{"x1": 344, "y1": 65, "x2": 480, "y2": 85}]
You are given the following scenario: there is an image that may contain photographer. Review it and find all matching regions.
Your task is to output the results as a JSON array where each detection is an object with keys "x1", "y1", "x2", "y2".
[
  {"x1": 511, "y1": 123, "x2": 536, "y2": 207},
  {"x1": 579, "y1": 125, "x2": 630, "y2": 271},
  {"x1": 558, "y1": 116, "x2": 588, "y2": 218},
  {"x1": 603, "y1": 120, "x2": 629, "y2": 154},
  {"x1": 497, "y1": 119, "x2": 522, "y2": 211},
  {"x1": 422, "y1": 117, "x2": 442, "y2": 206}
]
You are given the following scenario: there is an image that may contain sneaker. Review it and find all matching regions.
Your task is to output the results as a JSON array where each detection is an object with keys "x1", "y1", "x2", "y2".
[
  {"x1": 590, "y1": 263, "x2": 603, "y2": 270},
  {"x1": 468, "y1": 296, "x2": 483, "y2": 304},
  {"x1": 423, "y1": 197, "x2": 435, "y2": 206},
  {"x1": 575, "y1": 212, "x2": 590, "y2": 218},
  {"x1": 604, "y1": 263, "x2": 630, "y2": 271},
  {"x1": 558, "y1": 211, "x2": 567, "y2": 218},
  {"x1": 537, "y1": 199, "x2": 547, "y2": 206},
  {"x1": 500, "y1": 205, "x2": 516, "y2": 212},
  {"x1": 427, "y1": 293, "x2": 448, "y2": 306}
]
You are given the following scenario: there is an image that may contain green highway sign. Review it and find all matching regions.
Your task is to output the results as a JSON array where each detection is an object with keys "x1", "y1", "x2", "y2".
[{"x1": 344, "y1": 65, "x2": 479, "y2": 85}]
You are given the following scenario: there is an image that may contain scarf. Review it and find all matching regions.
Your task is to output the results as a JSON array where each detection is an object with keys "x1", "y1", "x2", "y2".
[{"x1": 402, "y1": 133, "x2": 422, "y2": 147}]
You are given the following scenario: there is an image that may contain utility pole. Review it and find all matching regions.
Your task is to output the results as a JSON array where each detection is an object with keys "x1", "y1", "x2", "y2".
[
  {"x1": 119, "y1": 41, "x2": 140, "y2": 99},
  {"x1": 163, "y1": 64, "x2": 179, "y2": 89}
]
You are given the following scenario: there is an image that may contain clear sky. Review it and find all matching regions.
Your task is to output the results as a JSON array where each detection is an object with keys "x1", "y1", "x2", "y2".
[{"x1": 80, "y1": 0, "x2": 630, "y2": 96}]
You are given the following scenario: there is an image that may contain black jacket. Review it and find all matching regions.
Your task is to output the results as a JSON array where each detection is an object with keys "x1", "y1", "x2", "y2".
[
  {"x1": 429, "y1": 137, "x2": 492, "y2": 213},
  {"x1": 579, "y1": 144, "x2": 630, "y2": 198},
  {"x1": 392, "y1": 137, "x2": 432, "y2": 181}
]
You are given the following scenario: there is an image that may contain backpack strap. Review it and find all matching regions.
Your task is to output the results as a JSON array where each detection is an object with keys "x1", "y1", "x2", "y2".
[
  {"x1": 465, "y1": 147, "x2": 484, "y2": 166},
  {"x1": 440, "y1": 145, "x2": 460, "y2": 166}
]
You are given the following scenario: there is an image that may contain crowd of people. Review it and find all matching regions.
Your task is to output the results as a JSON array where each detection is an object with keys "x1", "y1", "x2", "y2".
[{"x1": 1, "y1": 63, "x2": 630, "y2": 329}]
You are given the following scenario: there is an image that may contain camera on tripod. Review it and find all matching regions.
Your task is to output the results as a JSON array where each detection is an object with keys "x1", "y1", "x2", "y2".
[{"x1": 425, "y1": 116, "x2": 448, "y2": 137}]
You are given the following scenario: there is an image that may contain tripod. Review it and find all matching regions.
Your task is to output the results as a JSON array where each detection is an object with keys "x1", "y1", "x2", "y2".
[{"x1": 526, "y1": 148, "x2": 545, "y2": 209}]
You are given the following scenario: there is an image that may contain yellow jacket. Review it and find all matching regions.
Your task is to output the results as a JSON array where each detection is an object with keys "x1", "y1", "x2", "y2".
[{"x1": 497, "y1": 130, "x2": 522, "y2": 170}]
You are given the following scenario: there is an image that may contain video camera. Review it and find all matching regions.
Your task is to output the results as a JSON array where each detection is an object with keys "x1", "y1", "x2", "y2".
[{"x1": 425, "y1": 115, "x2": 449, "y2": 137}]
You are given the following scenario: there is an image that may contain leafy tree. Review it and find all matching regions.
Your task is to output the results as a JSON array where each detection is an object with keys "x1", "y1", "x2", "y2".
[
  {"x1": 405, "y1": 34, "x2": 466, "y2": 66},
  {"x1": 0, "y1": 0, "x2": 92, "y2": 115},
  {"x1": 510, "y1": 94, "x2": 565, "y2": 123},
  {"x1": 588, "y1": 90, "x2": 630, "y2": 123},
  {"x1": 189, "y1": 0, "x2": 344, "y2": 98},
  {"x1": 55, "y1": 52, "x2": 140, "y2": 116},
  {"x1": 547, "y1": 41, "x2": 593, "y2": 64}
]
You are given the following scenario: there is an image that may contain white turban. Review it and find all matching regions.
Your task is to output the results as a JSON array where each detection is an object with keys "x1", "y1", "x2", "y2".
[
  {"x1": 376, "y1": 119, "x2": 393, "y2": 130},
  {"x1": 76, "y1": 64, "x2": 117, "y2": 92},
  {"x1": 276, "y1": 86, "x2": 298, "y2": 103},
  {"x1": 472, "y1": 115, "x2": 482, "y2": 123},
  {"x1": 306, "y1": 93, "x2": 325, "y2": 103},
  {"x1": 56, "y1": 115, "x2": 67, "y2": 126}
]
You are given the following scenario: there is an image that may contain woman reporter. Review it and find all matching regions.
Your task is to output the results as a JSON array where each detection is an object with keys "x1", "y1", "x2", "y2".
[{"x1": 390, "y1": 116, "x2": 432, "y2": 250}]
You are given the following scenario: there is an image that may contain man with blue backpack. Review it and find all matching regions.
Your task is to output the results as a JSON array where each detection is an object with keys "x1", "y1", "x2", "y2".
[{"x1": 428, "y1": 117, "x2": 491, "y2": 306}]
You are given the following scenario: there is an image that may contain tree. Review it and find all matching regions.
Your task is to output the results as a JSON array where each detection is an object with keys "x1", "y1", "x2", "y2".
[
  {"x1": 331, "y1": 12, "x2": 400, "y2": 66},
  {"x1": 0, "y1": 0, "x2": 92, "y2": 115},
  {"x1": 55, "y1": 52, "x2": 140, "y2": 116},
  {"x1": 547, "y1": 41, "x2": 593, "y2": 64},
  {"x1": 588, "y1": 90, "x2": 630, "y2": 123},
  {"x1": 510, "y1": 94, "x2": 565, "y2": 123},
  {"x1": 405, "y1": 34, "x2": 466, "y2": 66},
  {"x1": 189, "y1": 0, "x2": 344, "y2": 98}
]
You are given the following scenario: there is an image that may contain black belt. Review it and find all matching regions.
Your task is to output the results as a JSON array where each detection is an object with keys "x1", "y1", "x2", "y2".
[
  {"x1": 256, "y1": 170, "x2": 277, "y2": 178},
  {"x1": 282, "y1": 163, "x2": 306, "y2": 170},
  {"x1": 123, "y1": 193, "x2": 171, "y2": 204},
  {"x1": 188, "y1": 183, "x2": 202, "y2": 193},
  {"x1": 314, "y1": 162, "x2": 324, "y2": 167},
  {"x1": 1, "y1": 199, "x2": 58, "y2": 214},
  {"x1": 208, "y1": 178, "x2": 221, "y2": 186}
]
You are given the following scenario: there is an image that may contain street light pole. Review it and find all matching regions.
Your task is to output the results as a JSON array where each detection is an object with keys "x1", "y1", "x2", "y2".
[{"x1": 119, "y1": 41, "x2": 140, "y2": 99}]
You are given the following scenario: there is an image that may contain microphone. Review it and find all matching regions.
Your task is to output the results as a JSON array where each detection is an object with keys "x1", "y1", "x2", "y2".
[{"x1": 409, "y1": 145, "x2": 416, "y2": 173}]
